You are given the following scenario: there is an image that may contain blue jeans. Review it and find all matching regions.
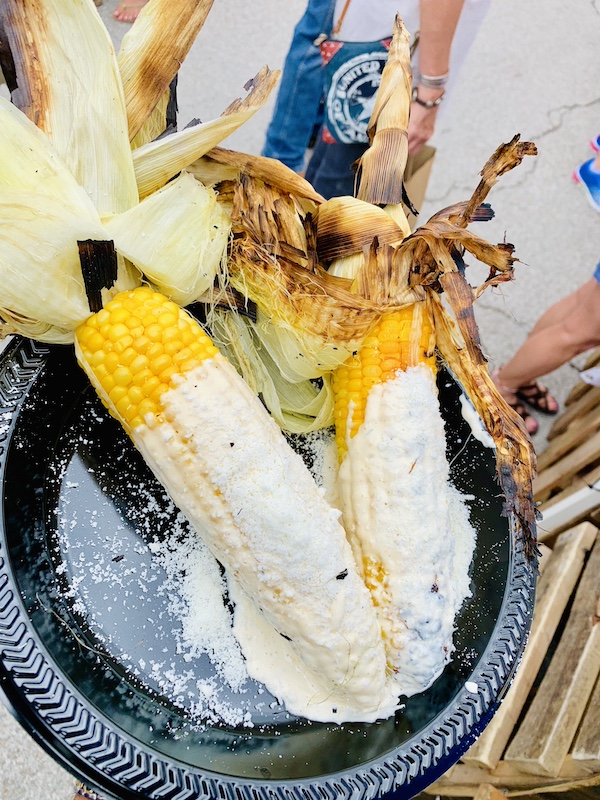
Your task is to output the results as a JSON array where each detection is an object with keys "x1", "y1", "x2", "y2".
[
  {"x1": 305, "y1": 136, "x2": 368, "y2": 199},
  {"x1": 261, "y1": 0, "x2": 335, "y2": 172}
]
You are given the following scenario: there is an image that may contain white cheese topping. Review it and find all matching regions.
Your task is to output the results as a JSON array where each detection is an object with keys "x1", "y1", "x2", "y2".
[
  {"x1": 338, "y1": 365, "x2": 476, "y2": 697},
  {"x1": 133, "y1": 355, "x2": 394, "y2": 722}
]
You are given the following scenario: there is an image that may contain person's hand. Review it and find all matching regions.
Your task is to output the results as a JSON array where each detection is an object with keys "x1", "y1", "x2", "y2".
[{"x1": 407, "y1": 86, "x2": 444, "y2": 155}]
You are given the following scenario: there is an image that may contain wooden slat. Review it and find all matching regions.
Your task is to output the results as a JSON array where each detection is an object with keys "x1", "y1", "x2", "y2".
[
  {"x1": 547, "y1": 387, "x2": 600, "y2": 440},
  {"x1": 537, "y1": 471, "x2": 600, "y2": 544},
  {"x1": 572, "y1": 673, "x2": 600, "y2": 770},
  {"x1": 565, "y1": 348, "x2": 600, "y2": 407},
  {"x1": 582, "y1": 348, "x2": 600, "y2": 371},
  {"x1": 533, "y1": 429, "x2": 600, "y2": 503},
  {"x1": 505, "y1": 773, "x2": 600, "y2": 796},
  {"x1": 474, "y1": 784, "x2": 508, "y2": 800},
  {"x1": 429, "y1": 757, "x2": 595, "y2": 795},
  {"x1": 537, "y1": 462, "x2": 600, "y2": 517},
  {"x1": 536, "y1": 406, "x2": 600, "y2": 473},
  {"x1": 503, "y1": 536, "x2": 600, "y2": 777},
  {"x1": 566, "y1": 379, "x2": 593, "y2": 408},
  {"x1": 462, "y1": 524, "x2": 597, "y2": 770}
]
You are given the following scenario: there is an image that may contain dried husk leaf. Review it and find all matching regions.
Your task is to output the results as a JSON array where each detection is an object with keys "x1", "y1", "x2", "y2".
[
  {"x1": 117, "y1": 0, "x2": 214, "y2": 141},
  {"x1": 189, "y1": 146, "x2": 324, "y2": 206},
  {"x1": 0, "y1": 0, "x2": 138, "y2": 215},
  {"x1": 383, "y1": 203, "x2": 412, "y2": 238},
  {"x1": 0, "y1": 96, "x2": 139, "y2": 342},
  {"x1": 430, "y1": 291, "x2": 537, "y2": 558},
  {"x1": 130, "y1": 88, "x2": 169, "y2": 150},
  {"x1": 0, "y1": 97, "x2": 100, "y2": 217},
  {"x1": 314, "y1": 196, "x2": 404, "y2": 261},
  {"x1": 133, "y1": 67, "x2": 280, "y2": 198},
  {"x1": 356, "y1": 15, "x2": 412, "y2": 205},
  {"x1": 456, "y1": 135, "x2": 538, "y2": 227},
  {"x1": 0, "y1": 191, "x2": 136, "y2": 341}
]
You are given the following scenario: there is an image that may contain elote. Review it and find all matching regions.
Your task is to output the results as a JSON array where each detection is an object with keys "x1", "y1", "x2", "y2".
[
  {"x1": 332, "y1": 302, "x2": 476, "y2": 695},
  {"x1": 75, "y1": 285, "x2": 396, "y2": 722}
]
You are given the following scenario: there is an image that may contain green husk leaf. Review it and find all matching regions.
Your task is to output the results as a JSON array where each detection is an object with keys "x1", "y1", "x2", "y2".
[
  {"x1": 209, "y1": 310, "x2": 335, "y2": 433},
  {"x1": 104, "y1": 171, "x2": 230, "y2": 306}
]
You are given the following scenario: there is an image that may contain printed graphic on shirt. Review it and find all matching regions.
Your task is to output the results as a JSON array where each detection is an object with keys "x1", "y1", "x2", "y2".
[{"x1": 323, "y1": 44, "x2": 390, "y2": 144}]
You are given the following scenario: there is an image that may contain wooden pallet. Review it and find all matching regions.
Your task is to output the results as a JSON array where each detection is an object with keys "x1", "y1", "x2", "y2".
[{"x1": 426, "y1": 354, "x2": 600, "y2": 799}]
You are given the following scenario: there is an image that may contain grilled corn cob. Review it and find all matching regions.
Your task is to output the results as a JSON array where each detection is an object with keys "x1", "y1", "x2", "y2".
[
  {"x1": 332, "y1": 301, "x2": 476, "y2": 697},
  {"x1": 74, "y1": 285, "x2": 394, "y2": 722}
]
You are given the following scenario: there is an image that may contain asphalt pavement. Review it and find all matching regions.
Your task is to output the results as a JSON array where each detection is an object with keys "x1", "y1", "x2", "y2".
[{"x1": 2, "y1": 0, "x2": 600, "y2": 797}]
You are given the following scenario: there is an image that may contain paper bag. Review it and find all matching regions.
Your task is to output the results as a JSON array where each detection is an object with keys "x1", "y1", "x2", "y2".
[{"x1": 403, "y1": 144, "x2": 436, "y2": 230}]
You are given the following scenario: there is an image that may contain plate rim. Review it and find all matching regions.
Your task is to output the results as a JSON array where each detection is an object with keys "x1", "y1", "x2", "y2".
[{"x1": 0, "y1": 336, "x2": 537, "y2": 800}]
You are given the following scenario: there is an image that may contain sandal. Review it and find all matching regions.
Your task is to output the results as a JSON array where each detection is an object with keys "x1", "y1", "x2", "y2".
[
  {"x1": 113, "y1": 0, "x2": 148, "y2": 22},
  {"x1": 491, "y1": 369, "x2": 539, "y2": 436},
  {"x1": 515, "y1": 380, "x2": 559, "y2": 415}
]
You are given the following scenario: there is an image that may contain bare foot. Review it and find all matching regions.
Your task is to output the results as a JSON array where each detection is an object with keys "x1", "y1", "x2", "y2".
[{"x1": 113, "y1": 0, "x2": 148, "y2": 22}]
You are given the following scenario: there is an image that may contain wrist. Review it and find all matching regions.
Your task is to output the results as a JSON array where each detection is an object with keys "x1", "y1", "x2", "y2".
[
  {"x1": 418, "y1": 70, "x2": 449, "y2": 90},
  {"x1": 412, "y1": 85, "x2": 445, "y2": 109}
]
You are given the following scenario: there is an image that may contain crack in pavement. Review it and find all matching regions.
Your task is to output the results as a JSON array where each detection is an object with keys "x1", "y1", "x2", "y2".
[{"x1": 427, "y1": 97, "x2": 600, "y2": 206}]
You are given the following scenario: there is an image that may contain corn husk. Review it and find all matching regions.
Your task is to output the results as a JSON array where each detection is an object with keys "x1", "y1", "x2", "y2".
[
  {"x1": 0, "y1": 97, "x2": 99, "y2": 218},
  {"x1": 251, "y1": 311, "x2": 352, "y2": 382},
  {"x1": 0, "y1": 96, "x2": 139, "y2": 342},
  {"x1": 209, "y1": 310, "x2": 335, "y2": 433},
  {"x1": 117, "y1": 0, "x2": 215, "y2": 141},
  {"x1": 0, "y1": 191, "x2": 136, "y2": 342},
  {"x1": 190, "y1": 146, "x2": 324, "y2": 206},
  {"x1": 314, "y1": 196, "x2": 404, "y2": 262},
  {"x1": 356, "y1": 15, "x2": 412, "y2": 205},
  {"x1": 133, "y1": 67, "x2": 280, "y2": 198},
  {"x1": 0, "y1": 0, "x2": 138, "y2": 215},
  {"x1": 229, "y1": 177, "x2": 399, "y2": 349},
  {"x1": 104, "y1": 172, "x2": 230, "y2": 306},
  {"x1": 383, "y1": 203, "x2": 412, "y2": 238},
  {"x1": 130, "y1": 88, "x2": 170, "y2": 150}
]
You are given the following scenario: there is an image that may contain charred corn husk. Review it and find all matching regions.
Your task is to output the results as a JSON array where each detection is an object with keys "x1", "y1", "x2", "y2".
[
  {"x1": 75, "y1": 285, "x2": 393, "y2": 722},
  {"x1": 117, "y1": 0, "x2": 215, "y2": 142},
  {"x1": 133, "y1": 68, "x2": 280, "y2": 199}
]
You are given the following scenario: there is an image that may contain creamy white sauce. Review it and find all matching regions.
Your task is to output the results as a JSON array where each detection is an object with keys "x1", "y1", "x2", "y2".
[
  {"x1": 459, "y1": 392, "x2": 495, "y2": 449},
  {"x1": 338, "y1": 366, "x2": 476, "y2": 697},
  {"x1": 133, "y1": 355, "x2": 394, "y2": 722}
]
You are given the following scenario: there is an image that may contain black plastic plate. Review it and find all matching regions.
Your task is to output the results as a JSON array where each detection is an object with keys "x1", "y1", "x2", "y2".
[{"x1": 0, "y1": 337, "x2": 537, "y2": 800}]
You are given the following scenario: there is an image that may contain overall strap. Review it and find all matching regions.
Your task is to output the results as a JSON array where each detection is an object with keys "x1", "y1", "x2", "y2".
[{"x1": 331, "y1": 0, "x2": 351, "y2": 37}]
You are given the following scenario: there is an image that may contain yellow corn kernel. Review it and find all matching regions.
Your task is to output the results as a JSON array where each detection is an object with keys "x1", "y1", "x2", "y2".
[
  {"x1": 332, "y1": 304, "x2": 436, "y2": 460},
  {"x1": 75, "y1": 287, "x2": 220, "y2": 431}
]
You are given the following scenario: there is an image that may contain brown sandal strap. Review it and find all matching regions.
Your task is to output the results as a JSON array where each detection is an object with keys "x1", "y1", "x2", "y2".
[{"x1": 516, "y1": 380, "x2": 558, "y2": 413}]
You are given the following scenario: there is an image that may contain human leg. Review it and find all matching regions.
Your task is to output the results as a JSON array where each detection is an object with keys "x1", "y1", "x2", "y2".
[
  {"x1": 498, "y1": 279, "x2": 600, "y2": 389},
  {"x1": 493, "y1": 278, "x2": 600, "y2": 431}
]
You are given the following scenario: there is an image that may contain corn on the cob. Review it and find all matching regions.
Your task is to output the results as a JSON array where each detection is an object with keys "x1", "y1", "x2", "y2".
[
  {"x1": 332, "y1": 301, "x2": 476, "y2": 697},
  {"x1": 332, "y1": 305, "x2": 436, "y2": 458},
  {"x1": 75, "y1": 285, "x2": 395, "y2": 722}
]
